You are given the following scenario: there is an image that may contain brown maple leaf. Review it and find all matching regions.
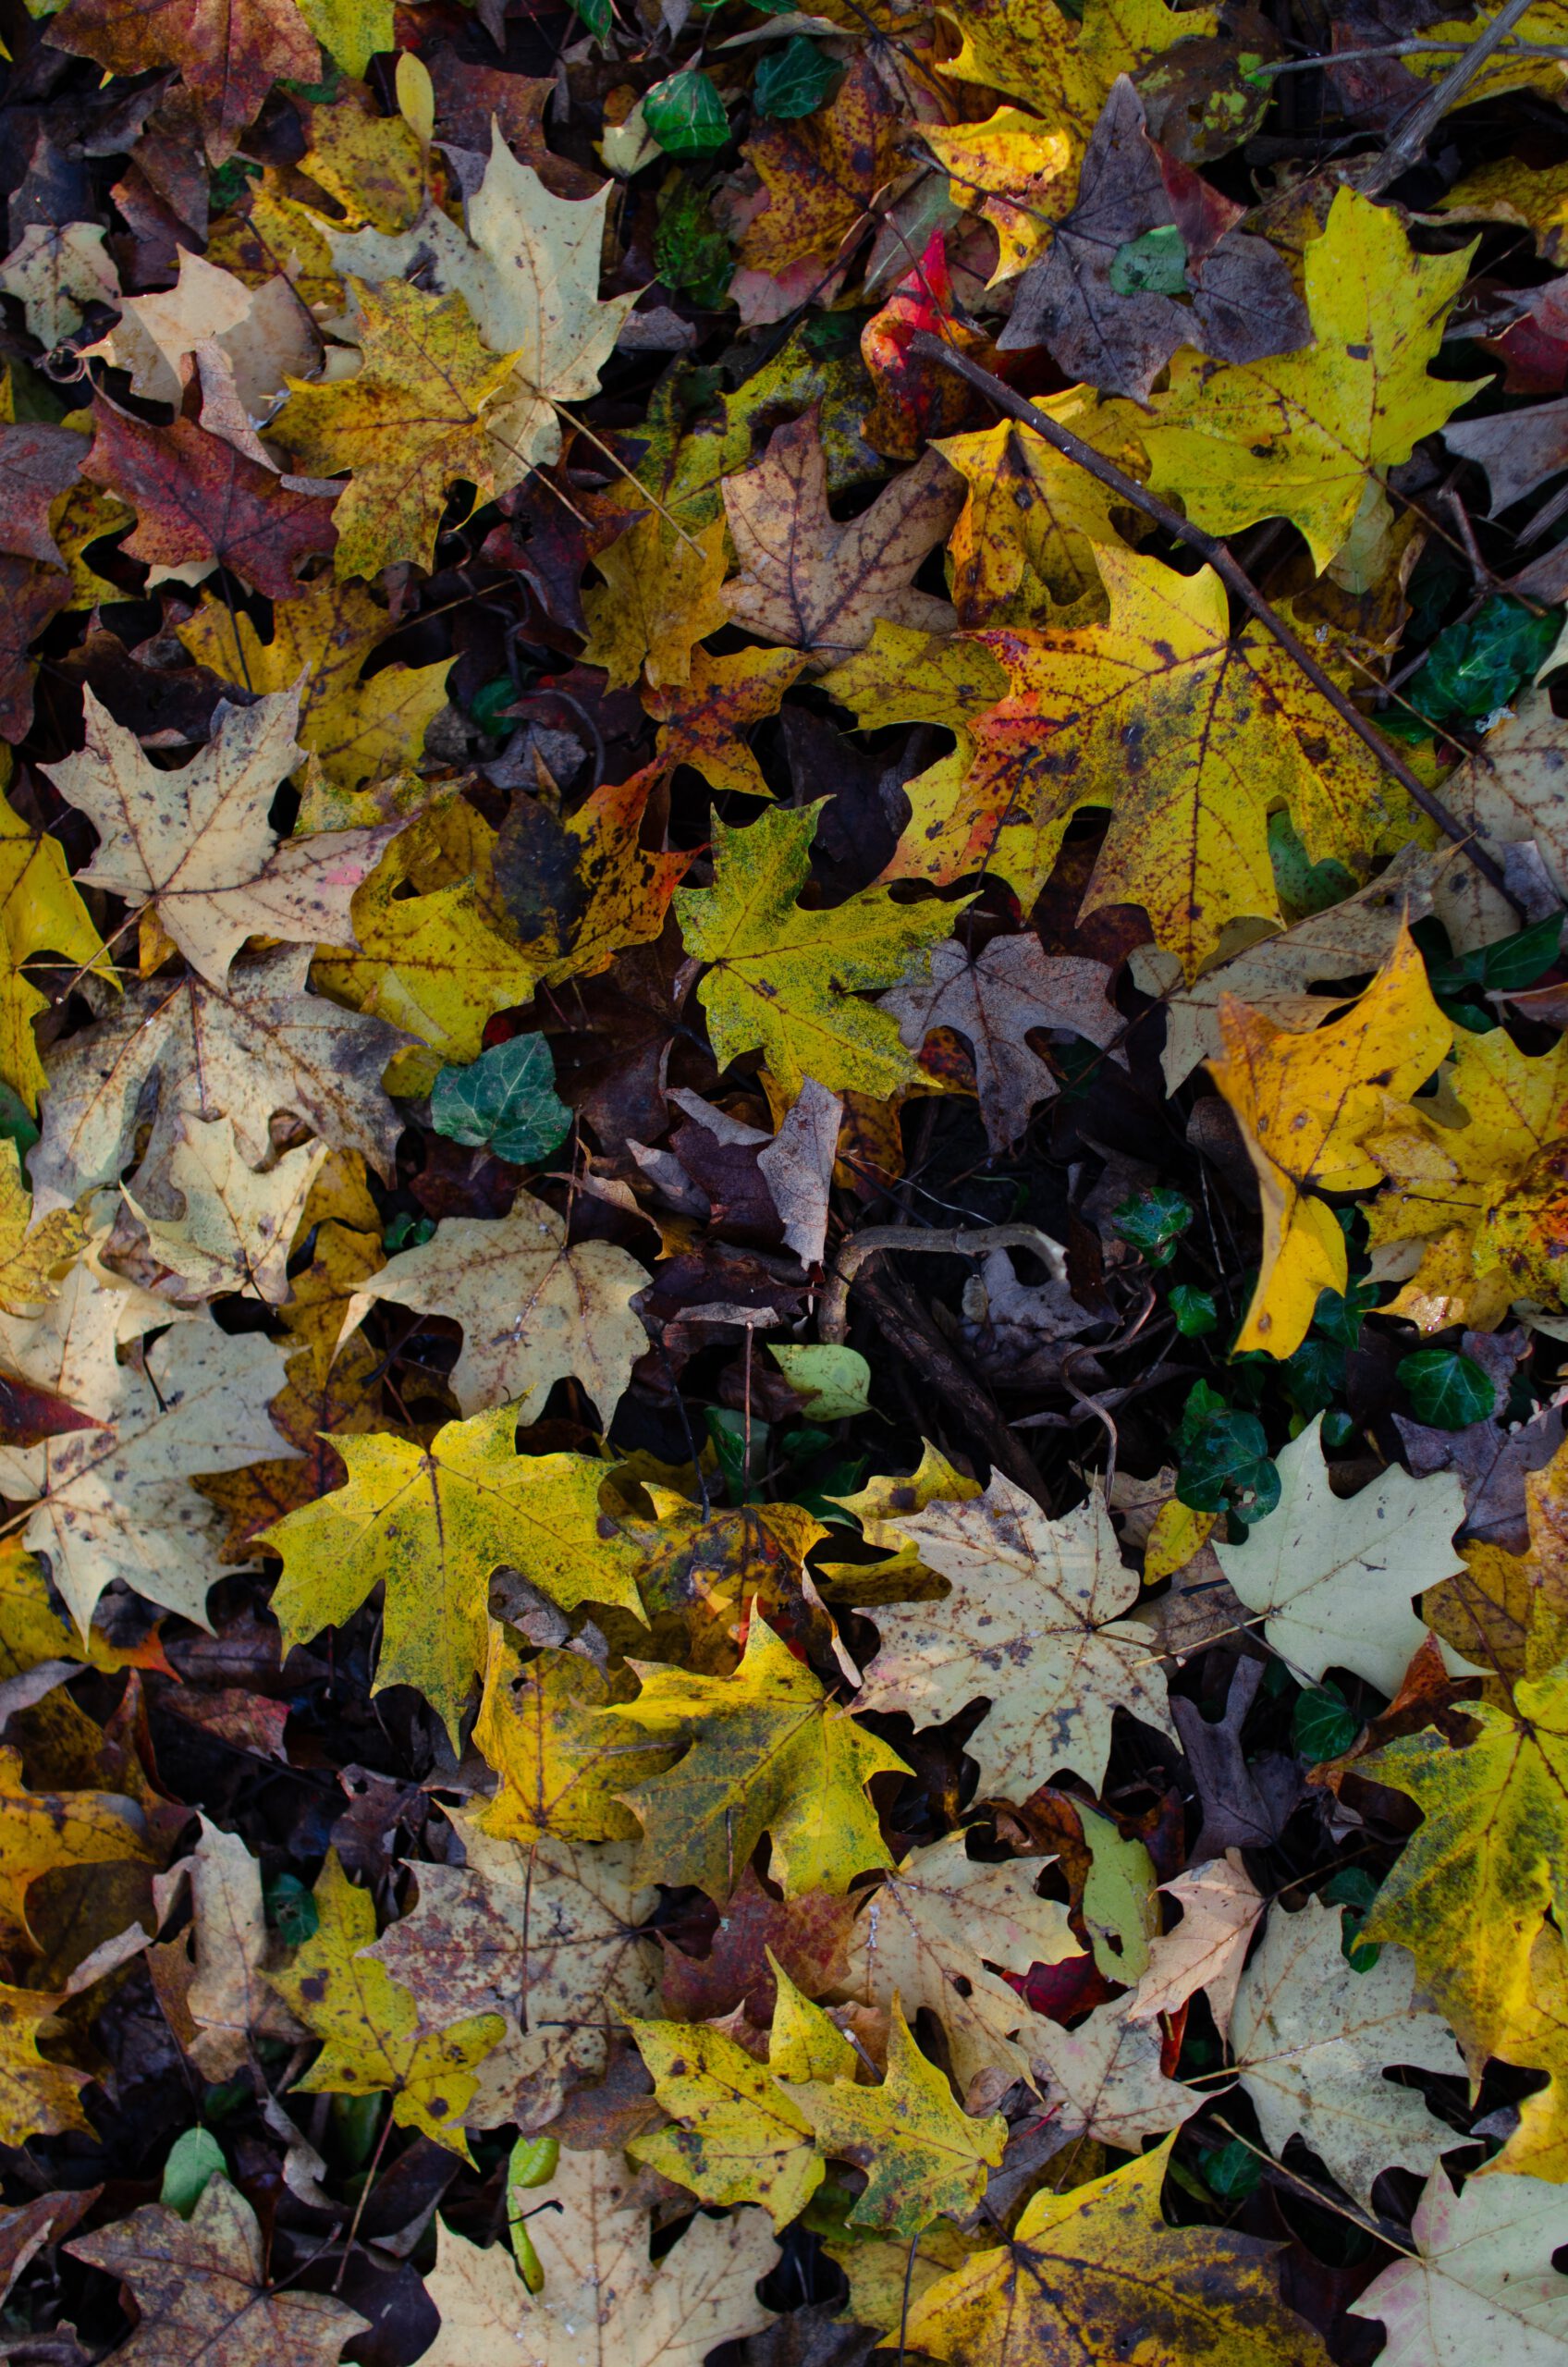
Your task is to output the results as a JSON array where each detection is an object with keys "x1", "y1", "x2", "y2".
[
  {"x1": 722, "y1": 408, "x2": 964, "y2": 666},
  {"x1": 0, "y1": 558, "x2": 70, "y2": 742},
  {"x1": 68, "y1": 2178, "x2": 366, "y2": 2365},
  {"x1": 48, "y1": 0, "x2": 319, "y2": 161},
  {"x1": 84, "y1": 399, "x2": 337, "y2": 599}
]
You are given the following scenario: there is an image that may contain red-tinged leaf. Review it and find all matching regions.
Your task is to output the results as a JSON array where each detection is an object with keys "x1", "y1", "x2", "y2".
[
  {"x1": 48, "y1": 0, "x2": 318, "y2": 160},
  {"x1": 0, "y1": 1369, "x2": 104, "y2": 1450},
  {"x1": 861, "y1": 234, "x2": 989, "y2": 461},
  {"x1": 0, "y1": 425, "x2": 82, "y2": 569},
  {"x1": 1011, "y1": 1952, "x2": 1118, "y2": 2024},
  {"x1": 84, "y1": 399, "x2": 337, "y2": 600}
]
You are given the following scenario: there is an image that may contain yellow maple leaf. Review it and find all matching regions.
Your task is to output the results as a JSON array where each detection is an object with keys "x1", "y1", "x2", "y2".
[
  {"x1": 625, "y1": 1965, "x2": 855, "y2": 2229},
  {"x1": 899, "y1": 2134, "x2": 1327, "y2": 2362},
  {"x1": 0, "y1": 1742, "x2": 152, "y2": 1949},
  {"x1": 675, "y1": 802, "x2": 956, "y2": 1103},
  {"x1": 473, "y1": 1635, "x2": 673, "y2": 1846},
  {"x1": 936, "y1": 413, "x2": 1121, "y2": 627},
  {"x1": 960, "y1": 546, "x2": 1396, "y2": 976},
  {"x1": 1209, "y1": 926, "x2": 1452, "y2": 1356},
  {"x1": 321, "y1": 129, "x2": 637, "y2": 486},
  {"x1": 739, "y1": 54, "x2": 904, "y2": 281},
  {"x1": 312, "y1": 798, "x2": 541, "y2": 1088},
  {"x1": 785, "y1": 1995, "x2": 1007, "y2": 2238},
  {"x1": 278, "y1": 277, "x2": 519, "y2": 578},
  {"x1": 0, "y1": 1982, "x2": 88, "y2": 2148},
  {"x1": 0, "y1": 1140, "x2": 84, "y2": 1314},
  {"x1": 937, "y1": 0, "x2": 1218, "y2": 173},
  {"x1": 1488, "y1": 1920, "x2": 1568, "y2": 2180},
  {"x1": 646, "y1": 646, "x2": 806, "y2": 799},
  {"x1": 922, "y1": 111, "x2": 1074, "y2": 284},
  {"x1": 610, "y1": 1615, "x2": 908, "y2": 1900},
  {"x1": 0, "y1": 1537, "x2": 168, "y2": 1682},
  {"x1": 1367, "y1": 1026, "x2": 1568, "y2": 1331},
  {"x1": 265, "y1": 1411, "x2": 650, "y2": 1745},
  {"x1": 271, "y1": 1852, "x2": 504, "y2": 2158},
  {"x1": 1409, "y1": 0, "x2": 1568, "y2": 111},
  {"x1": 1440, "y1": 153, "x2": 1568, "y2": 262},
  {"x1": 1362, "y1": 1656, "x2": 1568, "y2": 2075},
  {"x1": 582, "y1": 513, "x2": 729, "y2": 693},
  {"x1": 177, "y1": 576, "x2": 451, "y2": 793},
  {"x1": 1139, "y1": 188, "x2": 1475, "y2": 571},
  {"x1": 0, "y1": 772, "x2": 110, "y2": 1112},
  {"x1": 300, "y1": 88, "x2": 422, "y2": 227},
  {"x1": 1424, "y1": 1437, "x2": 1568, "y2": 1699}
]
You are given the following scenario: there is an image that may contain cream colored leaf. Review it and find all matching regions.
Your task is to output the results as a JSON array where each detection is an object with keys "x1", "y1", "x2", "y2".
[
  {"x1": 126, "y1": 1118, "x2": 327, "y2": 1305},
  {"x1": 0, "y1": 1265, "x2": 293, "y2": 1631},
  {"x1": 337, "y1": 1195, "x2": 646, "y2": 1422},
  {"x1": 46, "y1": 688, "x2": 405, "y2": 989},
  {"x1": 1350, "y1": 2165, "x2": 1568, "y2": 2364},
  {"x1": 325, "y1": 126, "x2": 635, "y2": 487},
  {"x1": 82, "y1": 251, "x2": 315, "y2": 427},
  {"x1": 841, "y1": 1834, "x2": 1081, "y2": 2107},
  {"x1": 1231, "y1": 1897, "x2": 1464, "y2": 2209},
  {"x1": 1128, "y1": 1852, "x2": 1264, "y2": 2042},
  {"x1": 365, "y1": 1820, "x2": 658, "y2": 2129},
  {"x1": 164, "y1": 1815, "x2": 304, "y2": 2080},
  {"x1": 1029, "y1": 1991, "x2": 1203, "y2": 2151},
  {"x1": 0, "y1": 223, "x2": 118, "y2": 350},
  {"x1": 1427, "y1": 689, "x2": 1568, "y2": 950},
  {"x1": 722, "y1": 412, "x2": 964, "y2": 665},
  {"x1": 418, "y1": 2149, "x2": 778, "y2": 2367},
  {"x1": 859, "y1": 1474, "x2": 1173, "y2": 1797},
  {"x1": 83, "y1": 251, "x2": 253, "y2": 405},
  {"x1": 29, "y1": 947, "x2": 413, "y2": 1222},
  {"x1": 1214, "y1": 1416, "x2": 1466, "y2": 1693}
]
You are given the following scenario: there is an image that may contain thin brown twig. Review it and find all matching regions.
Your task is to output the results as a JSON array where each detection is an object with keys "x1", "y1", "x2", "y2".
[
  {"x1": 1255, "y1": 34, "x2": 1568, "y2": 72},
  {"x1": 1355, "y1": 0, "x2": 1539, "y2": 193},
  {"x1": 907, "y1": 333, "x2": 1526, "y2": 918}
]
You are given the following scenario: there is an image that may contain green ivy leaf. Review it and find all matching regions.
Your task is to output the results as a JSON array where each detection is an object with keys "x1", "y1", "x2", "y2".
[
  {"x1": 1283, "y1": 1336, "x2": 1344, "y2": 1419},
  {"x1": 1406, "y1": 594, "x2": 1561, "y2": 728},
  {"x1": 1292, "y1": 1684, "x2": 1360, "y2": 1764},
  {"x1": 1169, "y1": 1283, "x2": 1218, "y2": 1337},
  {"x1": 1112, "y1": 1186, "x2": 1194, "y2": 1267},
  {"x1": 754, "y1": 36, "x2": 843, "y2": 120},
  {"x1": 264, "y1": 1870, "x2": 318, "y2": 1947},
  {"x1": 644, "y1": 68, "x2": 729, "y2": 157},
  {"x1": 1177, "y1": 1410, "x2": 1280, "y2": 1520},
  {"x1": 1174, "y1": 1378, "x2": 1228, "y2": 1457},
  {"x1": 1268, "y1": 809, "x2": 1358, "y2": 922},
  {"x1": 429, "y1": 1034, "x2": 571, "y2": 1168},
  {"x1": 1398, "y1": 1346, "x2": 1495, "y2": 1430},
  {"x1": 1199, "y1": 2136, "x2": 1263, "y2": 2202},
  {"x1": 569, "y1": 0, "x2": 613, "y2": 40}
]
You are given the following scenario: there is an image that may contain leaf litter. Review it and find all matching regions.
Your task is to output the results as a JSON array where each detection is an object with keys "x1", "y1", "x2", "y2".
[{"x1": 7, "y1": 3, "x2": 1568, "y2": 2364}]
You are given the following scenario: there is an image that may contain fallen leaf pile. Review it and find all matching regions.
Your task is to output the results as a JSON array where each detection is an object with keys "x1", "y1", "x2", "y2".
[{"x1": 8, "y1": 2, "x2": 1568, "y2": 2362}]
